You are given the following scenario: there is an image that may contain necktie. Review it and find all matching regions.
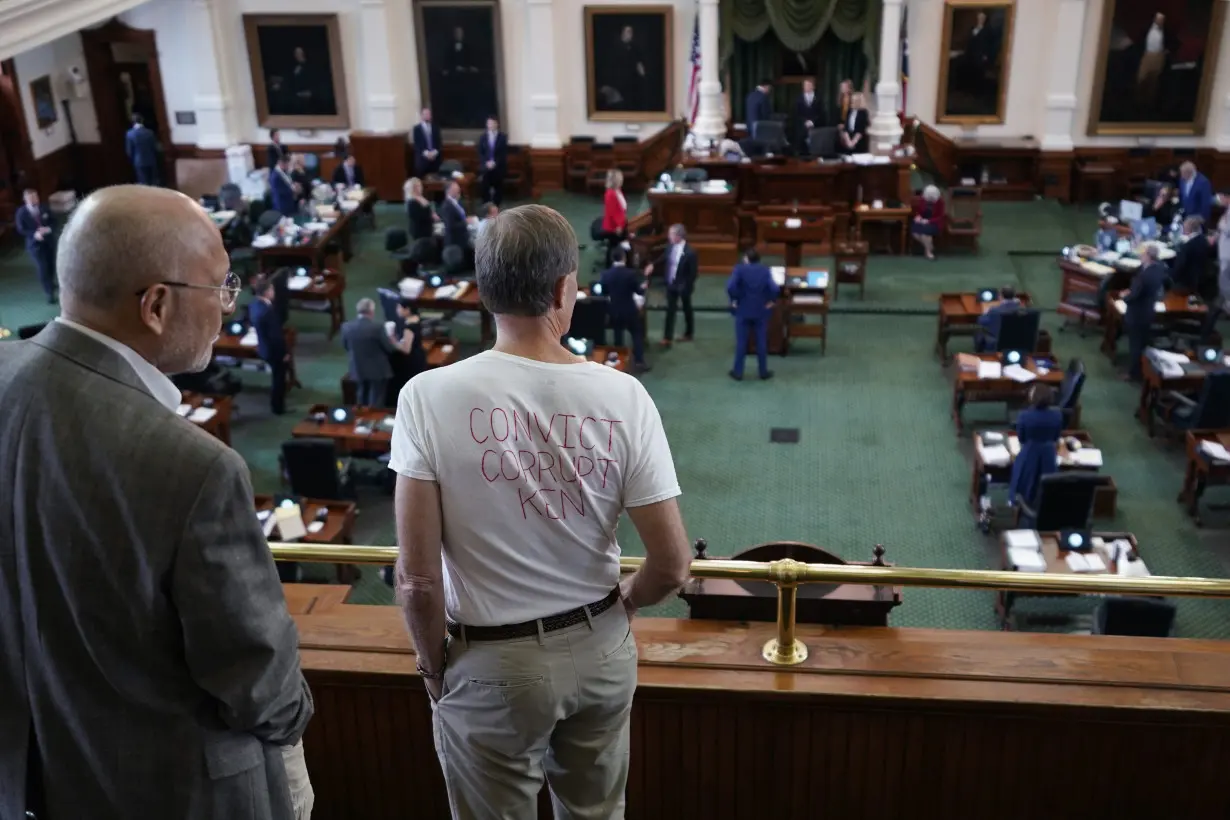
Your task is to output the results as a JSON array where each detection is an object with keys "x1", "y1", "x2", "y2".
[
  {"x1": 668, "y1": 246, "x2": 679, "y2": 285},
  {"x1": 31, "y1": 207, "x2": 40, "y2": 227},
  {"x1": 347, "y1": 167, "x2": 354, "y2": 185},
  {"x1": 424, "y1": 126, "x2": 432, "y2": 150}
]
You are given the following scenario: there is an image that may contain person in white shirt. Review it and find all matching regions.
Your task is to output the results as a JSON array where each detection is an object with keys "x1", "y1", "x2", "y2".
[
  {"x1": 389, "y1": 203, "x2": 691, "y2": 819},
  {"x1": 1136, "y1": 12, "x2": 1171, "y2": 106}
]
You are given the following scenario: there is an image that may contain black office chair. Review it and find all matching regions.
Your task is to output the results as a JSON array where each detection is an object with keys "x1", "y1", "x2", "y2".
[
  {"x1": 257, "y1": 209, "x2": 283, "y2": 233},
  {"x1": 567, "y1": 297, "x2": 610, "y2": 345},
  {"x1": 994, "y1": 309, "x2": 1042, "y2": 352},
  {"x1": 739, "y1": 138, "x2": 766, "y2": 158},
  {"x1": 1093, "y1": 597, "x2": 1176, "y2": 637},
  {"x1": 808, "y1": 126, "x2": 840, "y2": 159},
  {"x1": 1058, "y1": 358, "x2": 1086, "y2": 428},
  {"x1": 219, "y1": 183, "x2": 244, "y2": 213},
  {"x1": 385, "y1": 228, "x2": 413, "y2": 272},
  {"x1": 751, "y1": 121, "x2": 787, "y2": 154},
  {"x1": 681, "y1": 168, "x2": 708, "y2": 183},
  {"x1": 280, "y1": 438, "x2": 354, "y2": 500},
  {"x1": 409, "y1": 237, "x2": 440, "y2": 269},
  {"x1": 439, "y1": 159, "x2": 464, "y2": 178},
  {"x1": 1153, "y1": 370, "x2": 1230, "y2": 435},
  {"x1": 1014, "y1": 472, "x2": 1100, "y2": 530},
  {"x1": 441, "y1": 244, "x2": 466, "y2": 276},
  {"x1": 1165, "y1": 304, "x2": 1222, "y2": 351}
]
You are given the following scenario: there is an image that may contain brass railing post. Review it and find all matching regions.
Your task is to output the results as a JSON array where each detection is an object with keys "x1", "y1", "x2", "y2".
[{"x1": 762, "y1": 559, "x2": 808, "y2": 666}]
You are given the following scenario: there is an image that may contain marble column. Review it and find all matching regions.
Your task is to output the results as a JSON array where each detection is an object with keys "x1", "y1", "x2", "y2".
[
  {"x1": 1040, "y1": 0, "x2": 1087, "y2": 151},
  {"x1": 188, "y1": 0, "x2": 240, "y2": 149},
  {"x1": 359, "y1": 0, "x2": 398, "y2": 132},
  {"x1": 868, "y1": 0, "x2": 905, "y2": 152},
  {"x1": 526, "y1": 0, "x2": 562, "y2": 149},
  {"x1": 692, "y1": 0, "x2": 724, "y2": 144}
]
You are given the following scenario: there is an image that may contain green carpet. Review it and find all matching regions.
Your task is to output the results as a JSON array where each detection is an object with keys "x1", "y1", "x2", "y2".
[{"x1": 4, "y1": 195, "x2": 1229, "y2": 637}]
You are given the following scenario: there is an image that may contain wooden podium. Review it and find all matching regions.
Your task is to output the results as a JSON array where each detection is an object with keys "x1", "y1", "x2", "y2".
[{"x1": 753, "y1": 216, "x2": 834, "y2": 266}]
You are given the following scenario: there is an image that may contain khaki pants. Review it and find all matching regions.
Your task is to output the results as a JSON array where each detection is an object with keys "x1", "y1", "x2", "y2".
[
  {"x1": 432, "y1": 601, "x2": 638, "y2": 820},
  {"x1": 1137, "y1": 50, "x2": 1165, "y2": 104}
]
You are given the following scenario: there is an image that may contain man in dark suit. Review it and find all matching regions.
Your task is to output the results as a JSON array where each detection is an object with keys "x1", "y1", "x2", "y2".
[
  {"x1": 974, "y1": 286, "x2": 1022, "y2": 352},
  {"x1": 1169, "y1": 216, "x2": 1211, "y2": 295},
  {"x1": 269, "y1": 156, "x2": 298, "y2": 218},
  {"x1": 125, "y1": 113, "x2": 160, "y2": 186},
  {"x1": 14, "y1": 188, "x2": 57, "y2": 303},
  {"x1": 413, "y1": 107, "x2": 443, "y2": 177},
  {"x1": 342, "y1": 298, "x2": 398, "y2": 407},
  {"x1": 726, "y1": 248, "x2": 780, "y2": 381},
  {"x1": 477, "y1": 115, "x2": 508, "y2": 205},
  {"x1": 331, "y1": 155, "x2": 365, "y2": 188},
  {"x1": 266, "y1": 128, "x2": 288, "y2": 169},
  {"x1": 440, "y1": 179, "x2": 472, "y2": 249},
  {"x1": 599, "y1": 247, "x2": 648, "y2": 372},
  {"x1": 960, "y1": 12, "x2": 995, "y2": 95},
  {"x1": 1120, "y1": 244, "x2": 1169, "y2": 381},
  {"x1": 1178, "y1": 161, "x2": 1214, "y2": 224},
  {"x1": 744, "y1": 80, "x2": 773, "y2": 131},
  {"x1": 0, "y1": 185, "x2": 313, "y2": 820},
  {"x1": 249, "y1": 277, "x2": 289, "y2": 414},
  {"x1": 646, "y1": 223, "x2": 697, "y2": 346},
  {"x1": 793, "y1": 78, "x2": 827, "y2": 154}
]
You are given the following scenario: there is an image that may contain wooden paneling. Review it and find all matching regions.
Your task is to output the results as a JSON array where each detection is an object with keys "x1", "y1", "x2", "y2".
[
  {"x1": 349, "y1": 131, "x2": 408, "y2": 202},
  {"x1": 1039, "y1": 151, "x2": 1075, "y2": 203},
  {"x1": 916, "y1": 123, "x2": 959, "y2": 185},
  {"x1": 529, "y1": 148, "x2": 565, "y2": 197},
  {"x1": 295, "y1": 605, "x2": 1230, "y2": 820}
]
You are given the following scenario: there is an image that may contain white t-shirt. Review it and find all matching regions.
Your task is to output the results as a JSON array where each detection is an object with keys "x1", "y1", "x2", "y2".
[{"x1": 389, "y1": 350, "x2": 681, "y2": 626}]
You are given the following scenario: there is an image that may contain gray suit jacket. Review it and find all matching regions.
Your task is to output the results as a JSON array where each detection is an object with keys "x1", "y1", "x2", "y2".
[
  {"x1": 341, "y1": 315, "x2": 395, "y2": 381},
  {"x1": 0, "y1": 322, "x2": 313, "y2": 820}
]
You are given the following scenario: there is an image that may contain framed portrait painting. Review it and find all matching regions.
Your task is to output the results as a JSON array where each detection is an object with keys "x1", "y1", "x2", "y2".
[
  {"x1": 936, "y1": 0, "x2": 1015, "y2": 125},
  {"x1": 243, "y1": 14, "x2": 350, "y2": 129},
  {"x1": 585, "y1": 6, "x2": 673, "y2": 122},
  {"x1": 1088, "y1": 0, "x2": 1227, "y2": 135},
  {"x1": 29, "y1": 75, "x2": 57, "y2": 129},
  {"x1": 414, "y1": 0, "x2": 506, "y2": 136}
]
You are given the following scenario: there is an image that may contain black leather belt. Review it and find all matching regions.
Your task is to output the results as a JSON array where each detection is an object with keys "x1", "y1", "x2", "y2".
[{"x1": 447, "y1": 587, "x2": 621, "y2": 642}]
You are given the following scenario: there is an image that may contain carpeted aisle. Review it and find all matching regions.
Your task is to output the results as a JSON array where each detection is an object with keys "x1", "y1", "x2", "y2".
[{"x1": 3, "y1": 195, "x2": 1228, "y2": 636}]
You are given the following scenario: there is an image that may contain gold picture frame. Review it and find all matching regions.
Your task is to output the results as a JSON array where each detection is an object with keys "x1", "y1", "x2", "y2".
[
  {"x1": 936, "y1": 0, "x2": 1015, "y2": 126},
  {"x1": 413, "y1": 0, "x2": 507, "y2": 138},
  {"x1": 29, "y1": 75, "x2": 57, "y2": 129},
  {"x1": 585, "y1": 5, "x2": 674, "y2": 122},
  {"x1": 243, "y1": 14, "x2": 350, "y2": 130},
  {"x1": 1087, "y1": 0, "x2": 1226, "y2": 136}
]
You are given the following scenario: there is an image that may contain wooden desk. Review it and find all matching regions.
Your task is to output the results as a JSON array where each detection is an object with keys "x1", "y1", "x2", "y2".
[
  {"x1": 996, "y1": 530, "x2": 1140, "y2": 624},
  {"x1": 213, "y1": 326, "x2": 302, "y2": 391},
  {"x1": 764, "y1": 266, "x2": 829, "y2": 356},
  {"x1": 1180, "y1": 430, "x2": 1230, "y2": 525},
  {"x1": 682, "y1": 155, "x2": 912, "y2": 208},
  {"x1": 752, "y1": 215, "x2": 833, "y2": 265},
  {"x1": 1135, "y1": 354, "x2": 1223, "y2": 435},
  {"x1": 646, "y1": 184, "x2": 740, "y2": 273},
  {"x1": 935, "y1": 292, "x2": 1051, "y2": 359},
  {"x1": 832, "y1": 240, "x2": 869, "y2": 300},
  {"x1": 339, "y1": 338, "x2": 462, "y2": 405},
  {"x1": 590, "y1": 345, "x2": 630, "y2": 372},
  {"x1": 288, "y1": 272, "x2": 346, "y2": 339},
  {"x1": 282, "y1": 583, "x2": 351, "y2": 615},
  {"x1": 179, "y1": 391, "x2": 233, "y2": 446},
  {"x1": 255, "y1": 495, "x2": 357, "y2": 545},
  {"x1": 292, "y1": 405, "x2": 394, "y2": 455},
  {"x1": 422, "y1": 172, "x2": 477, "y2": 211},
  {"x1": 970, "y1": 429, "x2": 1117, "y2": 520},
  {"x1": 1104, "y1": 291, "x2": 1208, "y2": 360},
  {"x1": 404, "y1": 281, "x2": 493, "y2": 346},
  {"x1": 952, "y1": 355, "x2": 1065, "y2": 434},
  {"x1": 854, "y1": 205, "x2": 910, "y2": 255},
  {"x1": 257, "y1": 188, "x2": 376, "y2": 273},
  {"x1": 292, "y1": 601, "x2": 1230, "y2": 820}
]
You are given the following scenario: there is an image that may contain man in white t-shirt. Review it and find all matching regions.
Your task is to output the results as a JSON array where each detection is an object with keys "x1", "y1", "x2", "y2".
[{"x1": 389, "y1": 203, "x2": 692, "y2": 818}]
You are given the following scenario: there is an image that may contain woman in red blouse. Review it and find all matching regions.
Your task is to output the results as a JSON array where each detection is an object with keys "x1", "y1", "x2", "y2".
[
  {"x1": 602, "y1": 169, "x2": 627, "y2": 266},
  {"x1": 911, "y1": 184, "x2": 945, "y2": 260}
]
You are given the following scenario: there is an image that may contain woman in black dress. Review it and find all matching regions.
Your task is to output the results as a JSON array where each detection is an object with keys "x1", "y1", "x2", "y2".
[
  {"x1": 392, "y1": 299, "x2": 429, "y2": 386},
  {"x1": 404, "y1": 177, "x2": 438, "y2": 241}
]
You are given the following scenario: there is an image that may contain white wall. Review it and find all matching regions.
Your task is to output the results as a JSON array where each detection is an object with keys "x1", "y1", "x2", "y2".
[
  {"x1": 12, "y1": 32, "x2": 101, "y2": 158},
  {"x1": 906, "y1": 0, "x2": 1230, "y2": 148}
]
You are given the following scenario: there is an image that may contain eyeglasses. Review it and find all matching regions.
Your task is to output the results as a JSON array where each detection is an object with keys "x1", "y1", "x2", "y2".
[{"x1": 136, "y1": 271, "x2": 242, "y2": 313}]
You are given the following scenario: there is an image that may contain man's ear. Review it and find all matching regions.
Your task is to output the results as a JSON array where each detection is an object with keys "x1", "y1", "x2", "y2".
[{"x1": 139, "y1": 285, "x2": 172, "y2": 336}]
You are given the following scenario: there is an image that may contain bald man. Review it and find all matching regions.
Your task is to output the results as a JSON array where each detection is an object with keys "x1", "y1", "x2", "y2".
[{"x1": 0, "y1": 186, "x2": 315, "y2": 820}]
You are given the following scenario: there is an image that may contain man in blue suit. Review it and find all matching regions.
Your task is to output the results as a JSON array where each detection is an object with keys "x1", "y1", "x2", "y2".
[
  {"x1": 599, "y1": 247, "x2": 649, "y2": 373},
  {"x1": 726, "y1": 248, "x2": 779, "y2": 381},
  {"x1": 1120, "y1": 243, "x2": 1168, "y2": 381},
  {"x1": 477, "y1": 115, "x2": 508, "y2": 205},
  {"x1": 125, "y1": 114, "x2": 160, "y2": 186},
  {"x1": 441, "y1": 180, "x2": 471, "y2": 249},
  {"x1": 974, "y1": 286, "x2": 1021, "y2": 352},
  {"x1": 269, "y1": 156, "x2": 298, "y2": 218},
  {"x1": 744, "y1": 80, "x2": 773, "y2": 132},
  {"x1": 248, "y1": 278, "x2": 289, "y2": 414},
  {"x1": 1178, "y1": 161, "x2": 1213, "y2": 224},
  {"x1": 14, "y1": 188, "x2": 57, "y2": 303}
]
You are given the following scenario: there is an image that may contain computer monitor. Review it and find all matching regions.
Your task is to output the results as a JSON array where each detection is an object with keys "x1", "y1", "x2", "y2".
[
  {"x1": 1133, "y1": 217, "x2": 1159, "y2": 240},
  {"x1": 1119, "y1": 200, "x2": 1143, "y2": 223},
  {"x1": 1095, "y1": 229, "x2": 1118, "y2": 251}
]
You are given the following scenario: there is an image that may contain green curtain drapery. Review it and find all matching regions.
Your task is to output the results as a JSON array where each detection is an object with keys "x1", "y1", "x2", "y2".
[
  {"x1": 720, "y1": 0, "x2": 882, "y2": 78},
  {"x1": 727, "y1": 31, "x2": 868, "y2": 123}
]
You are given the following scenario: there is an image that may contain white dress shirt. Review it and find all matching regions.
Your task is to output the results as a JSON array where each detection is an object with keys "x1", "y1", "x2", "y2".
[
  {"x1": 55, "y1": 317, "x2": 182, "y2": 411},
  {"x1": 847, "y1": 110, "x2": 858, "y2": 132},
  {"x1": 1145, "y1": 24, "x2": 1164, "y2": 53}
]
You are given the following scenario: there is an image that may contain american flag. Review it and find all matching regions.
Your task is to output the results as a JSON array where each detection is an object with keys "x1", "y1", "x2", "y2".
[
  {"x1": 687, "y1": 16, "x2": 701, "y2": 125},
  {"x1": 899, "y1": 7, "x2": 909, "y2": 113}
]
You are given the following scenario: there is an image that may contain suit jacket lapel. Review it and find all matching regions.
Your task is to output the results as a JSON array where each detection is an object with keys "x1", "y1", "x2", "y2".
[{"x1": 30, "y1": 322, "x2": 155, "y2": 401}]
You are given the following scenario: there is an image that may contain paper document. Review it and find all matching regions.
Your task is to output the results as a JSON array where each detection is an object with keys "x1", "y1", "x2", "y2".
[
  {"x1": 252, "y1": 235, "x2": 277, "y2": 248},
  {"x1": 1113, "y1": 299, "x2": 1127, "y2": 315},
  {"x1": 188, "y1": 407, "x2": 217, "y2": 423},
  {"x1": 977, "y1": 361, "x2": 1002, "y2": 380},
  {"x1": 1004, "y1": 530, "x2": 1041, "y2": 550},
  {"x1": 770, "y1": 266, "x2": 786, "y2": 286},
  {"x1": 398, "y1": 277, "x2": 425, "y2": 299},
  {"x1": 302, "y1": 221, "x2": 331, "y2": 232},
  {"x1": 273, "y1": 504, "x2": 307, "y2": 541},
  {"x1": 1072, "y1": 448, "x2": 1103, "y2": 468},
  {"x1": 1007, "y1": 436, "x2": 1021, "y2": 457},
  {"x1": 1065, "y1": 552, "x2": 1106, "y2": 573},
  {"x1": 1200, "y1": 440, "x2": 1230, "y2": 464},
  {"x1": 784, "y1": 218, "x2": 801, "y2": 229},
  {"x1": 1003, "y1": 364, "x2": 1036, "y2": 383},
  {"x1": 175, "y1": 404, "x2": 192, "y2": 417},
  {"x1": 1009, "y1": 547, "x2": 1047, "y2": 572},
  {"x1": 980, "y1": 443, "x2": 1011, "y2": 467},
  {"x1": 240, "y1": 329, "x2": 259, "y2": 348},
  {"x1": 792, "y1": 295, "x2": 825, "y2": 305},
  {"x1": 306, "y1": 521, "x2": 326, "y2": 535},
  {"x1": 1118, "y1": 556, "x2": 1151, "y2": 577},
  {"x1": 434, "y1": 284, "x2": 458, "y2": 299},
  {"x1": 1154, "y1": 301, "x2": 1167, "y2": 313},
  {"x1": 288, "y1": 275, "x2": 313, "y2": 291}
]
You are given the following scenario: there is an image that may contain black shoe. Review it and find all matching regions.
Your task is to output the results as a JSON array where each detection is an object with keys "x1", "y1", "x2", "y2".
[
  {"x1": 381, "y1": 566, "x2": 395, "y2": 587},
  {"x1": 729, "y1": 371, "x2": 743, "y2": 381},
  {"x1": 632, "y1": 362, "x2": 652, "y2": 373},
  {"x1": 760, "y1": 371, "x2": 775, "y2": 380}
]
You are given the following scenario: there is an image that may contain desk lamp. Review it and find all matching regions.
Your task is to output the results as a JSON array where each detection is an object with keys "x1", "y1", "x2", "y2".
[
  {"x1": 1061, "y1": 529, "x2": 1091, "y2": 553},
  {"x1": 275, "y1": 494, "x2": 300, "y2": 510},
  {"x1": 977, "y1": 288, "x2": 998, "y2": 303},
  {"x1": 1197, "y1": 346, "x2": 1222, "y2": 365},
  {"x1": 226, "y1": 320, "x2": 246, "y2": 336},
  {"x1": 329, "y1": 406, "x2": 353, "y2": 424},
  {"x1": 1000, "y1": 349, "x2": 1025, "y2": 366},
  {"x1": 590, "y1": 282, "x2": 604, "y2": 296},
  {"x1": 428, "y1": 273, "x2": 446, "y2": 288}
]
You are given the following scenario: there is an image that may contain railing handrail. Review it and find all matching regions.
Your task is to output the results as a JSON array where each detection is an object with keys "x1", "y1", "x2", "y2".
[{"x1": 268, "y1": 543, "x2": 1230, "y2": 600}]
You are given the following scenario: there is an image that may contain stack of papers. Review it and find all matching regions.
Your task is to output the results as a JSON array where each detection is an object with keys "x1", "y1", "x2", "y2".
[
  {"x1": 792, "y1": 294, "x2": 825, "y2": 305},
  {"x1": 1009, "y1": 547, "x2": 1047, "y2": 572},
  {"x1": 288, "y1": 275, "x2": 313, "y2": 291},
  {"x1": 980, "y1": 443, "x2": 1012, "y2": 467},
  {"x1": 769, "y1": 266, "x2": 786, "y2": 286},
  {"x1": 1005, "y1": 530, "x2": 1041, "y2": 549},
  {"x1": 398, "y1": 277, "x2": 425, "y2": 299},
  {"x1": 1065, "y1": 552, "x2": 1107, "y2": 573},
  {"x1": 1007, "y1": 436, "x2": 1021, "y2": 457},
  {"x1": 188, "y1": 407, "x2": 217, "y2": 423},
  {"x1": 339, "y1": 200, "x2": 360, "y2": 212},
  {"x1": 240, "y1": 329, "x2": 259, "y2": 347},
  {"x1": 1199, "y1": 440, "x2": 1230, "y2": 464},
  {"x1": 784, "y1": 218, "x2": 802, "y2": 229},
  {"x1": 1080, "y1": 261, "x2": 1115, "y2": 276},
  {"x1": 175, "y1": 404, "x2": 192, "y2": 417},
  {"x1": 1002, "y1": 364, "x2": 1036, "y2": 383},
  {"x1": 1071, "y1": 448, "x2": 1103, "y2": 468},
  {"x1": 252, "y1": 235, "x2": 277, "y2": 248},
  {"x1": 434, "y1": 284, "x2": 459, "y2": 299},
  {"x1": 302, "y1": 221, "x2": 332, "y2": 232},
  {"x1": 977, "y1": 361, "x2": 1002, "y2": 380}
]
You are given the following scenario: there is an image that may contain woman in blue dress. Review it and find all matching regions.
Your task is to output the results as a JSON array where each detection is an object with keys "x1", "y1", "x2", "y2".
[{"x1": 1010, "y1": 384, "x2": 1065, "y2": 509}]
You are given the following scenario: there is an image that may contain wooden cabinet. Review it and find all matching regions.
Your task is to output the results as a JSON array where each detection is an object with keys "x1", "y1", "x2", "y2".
[{"x1": 349, "y1": 131, "x2": 409, "y2": 201}]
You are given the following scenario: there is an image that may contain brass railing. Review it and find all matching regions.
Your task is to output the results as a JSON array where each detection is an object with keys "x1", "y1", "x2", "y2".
[{"x1": 270, "y1": 543, "x2": 1230, "y2": 665}]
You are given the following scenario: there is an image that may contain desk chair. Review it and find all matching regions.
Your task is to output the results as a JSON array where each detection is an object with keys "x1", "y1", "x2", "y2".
[
  {"x1": 441, "y1": 244, "x2": 467, "y2": 277},
  {"x1": 567, "y1": 297, "x2": 609, "y2": 345},
  {"x1": 385, "y1": 228, "x2": 413, "y2": 274},
  {"x1": 1059, "y1": 358, "x2": 1086, "y2": 428},
  {"x1": 807, "y1": 126, "x2": 839, "y2": 159},
  {"x1": 257, "y1": 209, "x2": 283, "y2": 233},
  {"x1": 438, "y1": 160, "x2": 463, "y2": 178},
  {"x1": 567, "y1": 136, "x2": 596, "y2": 193},
  {"x1": 945, "y1": 187, "x2": 982, "y2": 252},
  {"x1": 992, "y1": 309, "x2": 1042, "y2": 352},
  {"x1": 409, "y1": 237, "x2": 440, "y2": 271},
  {"x1": 1152, "y1": 370, "x2": 1230, "y2": 436},
  {"x1": 1093, "y1": 597, "x2": 1176, "y2": 637},
  {"x1": 1013, "y1": 472, "x2": 1099, "y2": 530},
  {"x1": 1160, "y1": 305, "x2": 1222, "y2": 352},
  {"x1": 681, "y1": 168, "x2": 708, "y2": 183},
  {"x1": 281, "y1": 438, "x2": 355, "y2": 500},
  {"x1": 751, "y1": 121, "x2": 787, "y2": 155}
]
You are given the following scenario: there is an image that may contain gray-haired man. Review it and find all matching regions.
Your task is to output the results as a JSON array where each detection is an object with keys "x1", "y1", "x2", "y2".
[
  {"x1": 390, "y1": 204, "x2": 692, "y2": 818},
  {"x1": 341, "y1": 297, "x2": 409, "y2": 408}
]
